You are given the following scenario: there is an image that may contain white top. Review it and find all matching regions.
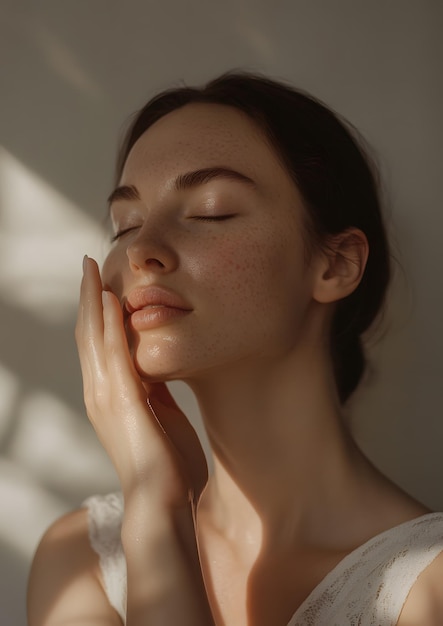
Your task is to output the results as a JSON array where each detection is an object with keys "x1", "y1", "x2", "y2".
[{"x1": 83, "y1": 492, "x2": 443, "y2": 625}]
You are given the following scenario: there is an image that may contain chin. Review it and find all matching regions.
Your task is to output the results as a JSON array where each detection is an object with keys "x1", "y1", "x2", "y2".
[
  {"x1": 127, "y1": 321, "x2": 212, "y2": 382},
  {"x1": 130, "y1": 341, "x2": 192, "y2": 383},
  {"x1": 134, "y1": 363, "x2": 179, "y2": 384},
  {"x1": 132, "y1": 353, "x2": 178, "y2": 382}
]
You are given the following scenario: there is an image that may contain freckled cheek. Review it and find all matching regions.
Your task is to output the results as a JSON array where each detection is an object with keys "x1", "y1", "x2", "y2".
[{"x1": 188, "y1": 237, "x2": 283, "y2": 312}]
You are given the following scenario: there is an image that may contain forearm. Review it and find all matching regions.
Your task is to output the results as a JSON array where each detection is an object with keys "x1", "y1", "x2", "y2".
[{"x1": 122, "y1": 493, "x2": 214, "y2": 626}]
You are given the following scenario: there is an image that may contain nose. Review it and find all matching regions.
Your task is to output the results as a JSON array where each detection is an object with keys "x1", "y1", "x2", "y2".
[{"x1": 126, "y1": 224, "x2": 179, "y2": 274}]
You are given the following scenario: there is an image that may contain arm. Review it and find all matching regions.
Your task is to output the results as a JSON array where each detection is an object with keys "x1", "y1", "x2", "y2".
[
  {"x1": 75, "y1": 257, "x2": 213, "y2": 625},
  {"x1": 27, "y1": 509, "x2": 122, "y2": 626},
  {"x1": 121, "y1": 492, "x2": 212, "y2": 624}
]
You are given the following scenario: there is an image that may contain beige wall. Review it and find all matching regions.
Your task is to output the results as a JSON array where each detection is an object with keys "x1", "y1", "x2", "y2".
[{"x1": 1, "y1": 1, "x2": 442, "y2": 623}]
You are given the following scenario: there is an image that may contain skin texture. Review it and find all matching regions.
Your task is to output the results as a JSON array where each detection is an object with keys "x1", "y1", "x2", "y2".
[
  {"x1": 28, "y1": 103, "x2": 443, "y2": 625},
  {"x1": 103, "y1": 103, "x2": 319, "y2": 382}
]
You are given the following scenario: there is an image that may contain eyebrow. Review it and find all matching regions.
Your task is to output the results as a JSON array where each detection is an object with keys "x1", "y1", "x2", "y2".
[
  {"x1": 107, "y1": 167, "x2": 256, "y2": 205},
  {"x1": 107, "y1": 184, "x2": 140, "y2": 205},
  {"x1": 174, "y1": 167, "x2": 256, "y2": 191}
]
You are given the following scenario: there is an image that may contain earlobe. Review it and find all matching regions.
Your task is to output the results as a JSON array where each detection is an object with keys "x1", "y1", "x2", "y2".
[{"x1": 312, "y1": 228, "x2": 369, "y2": 304}]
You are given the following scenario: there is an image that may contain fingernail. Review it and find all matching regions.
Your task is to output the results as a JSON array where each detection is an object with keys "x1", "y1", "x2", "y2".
[{"x1": 83, "y1": 255, "x2": 88, "y2": 272}]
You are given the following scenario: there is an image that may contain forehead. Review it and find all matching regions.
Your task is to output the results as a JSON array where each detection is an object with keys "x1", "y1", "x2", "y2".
[{"x1": 120, "y1": 103, "x2": 294, "y2": 195}]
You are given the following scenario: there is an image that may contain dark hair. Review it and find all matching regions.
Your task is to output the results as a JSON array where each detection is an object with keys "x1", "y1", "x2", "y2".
[{"x1": 116, "y1": 72, "x2": 391, "y2": 404}]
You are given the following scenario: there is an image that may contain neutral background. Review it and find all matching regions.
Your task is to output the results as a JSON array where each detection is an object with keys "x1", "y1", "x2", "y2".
[{"x1": 1, "y1": 1, "x2": 442, "y2": 624}]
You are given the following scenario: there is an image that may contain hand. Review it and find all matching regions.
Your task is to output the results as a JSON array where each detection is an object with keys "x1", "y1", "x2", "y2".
[{"x1": 75, "y1": 256, "x2": 208, "y2": 508}]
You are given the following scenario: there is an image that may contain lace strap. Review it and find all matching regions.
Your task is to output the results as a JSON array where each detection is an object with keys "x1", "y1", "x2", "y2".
[
  {"x1": 289, "y1": 512, "x2": 443, "y2": 625},
  {"x1": 370, "y1": 513, "x2": 443, "y2": 624},
  {"x1": 82, "y1": 492, "x2": 127, "y2": 623}
]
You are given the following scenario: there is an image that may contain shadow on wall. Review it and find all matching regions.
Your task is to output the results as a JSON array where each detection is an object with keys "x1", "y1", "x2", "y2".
[
  {"x1": 0, "y1": 538, "x2": 28, "y2": 626},
  {"x1": 0, "y1": 150, "x2": 119, "y2": 624}
]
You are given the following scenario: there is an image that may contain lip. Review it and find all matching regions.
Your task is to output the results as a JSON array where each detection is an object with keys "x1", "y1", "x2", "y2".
[
  {"x1": 124, "y1": 285, "x2": 192, "y2": 330},
  {"x1": 125, "y1": 285, "x2": 192, "y2": 314}
]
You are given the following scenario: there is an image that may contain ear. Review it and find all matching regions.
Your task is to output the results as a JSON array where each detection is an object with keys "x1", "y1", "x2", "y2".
[{"x1": 312, "y1": 228, "x2": 369, "y2": 304}]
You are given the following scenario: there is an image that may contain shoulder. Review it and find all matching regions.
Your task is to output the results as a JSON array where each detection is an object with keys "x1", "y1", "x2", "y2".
[
  {"x1": 28, "y1": 507, "x2": 122, "y2": 626},
  {"x1": 397, "y1": 549, "x2": 443, "y2": 625}
]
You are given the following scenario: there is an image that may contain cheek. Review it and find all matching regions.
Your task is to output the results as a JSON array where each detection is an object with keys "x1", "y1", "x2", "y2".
[
  {"x1": 101, "y1": 249, "x2": 126, "y2": 297},
  {"x1": 191, "y1": 226, "x2": 305, "y2": 316}
]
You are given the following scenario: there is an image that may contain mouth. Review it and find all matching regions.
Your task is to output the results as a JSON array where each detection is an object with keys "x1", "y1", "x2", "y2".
[
  {"x1": 125, "y1": 285, "x2": 192, "y2": 312},
  {"x1": 123, "y1": 285, "x2": 192, "y2": 330}
]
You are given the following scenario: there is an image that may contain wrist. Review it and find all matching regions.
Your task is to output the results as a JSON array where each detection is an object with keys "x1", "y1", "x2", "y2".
[
  {"x1": 121, "y1": 489, "x2": 195, "y2": 552},
  {"x1": 120, "y1": 493, "x2": 213, "y2": 625}
]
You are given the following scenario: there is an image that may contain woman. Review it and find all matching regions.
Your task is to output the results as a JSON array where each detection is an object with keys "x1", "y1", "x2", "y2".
[{"x1": 27, "y1": 73, "x2": 443, "y2": 625}]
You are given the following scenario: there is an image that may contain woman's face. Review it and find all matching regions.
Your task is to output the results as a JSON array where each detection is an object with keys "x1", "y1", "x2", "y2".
[{"x1": 102, "y1": 103, "x2": 320, "y2": 382}]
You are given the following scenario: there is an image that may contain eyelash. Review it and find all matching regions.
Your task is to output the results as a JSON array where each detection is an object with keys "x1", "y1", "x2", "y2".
[
  {"x1": 192, "y1": 215, "x2": 235, "y2": 222},
  {"x1": 111, "y1": 215, "x2": 235, "y2": 242},
  {"x1": 110, "y1": 226, "x2": 138, "y2": 242}
]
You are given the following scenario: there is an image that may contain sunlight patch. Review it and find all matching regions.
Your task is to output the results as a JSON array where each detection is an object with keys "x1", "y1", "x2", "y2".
[
  {"x1": 0, "y1": 148, "x2": 107, "y2": 322},
  {"x1": 10, "y1": 389, "x2": 118, "y2": 494}
]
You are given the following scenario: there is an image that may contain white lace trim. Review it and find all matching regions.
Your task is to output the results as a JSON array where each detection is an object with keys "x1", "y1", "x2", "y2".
[
  {"x1": 288, "y1": 512, "x2": 443, "y2": 625},
  {"x1": 82, "y1": 492, "x2": 127, "y2": 623},
  {"x1": 83, "y1": 493, "x2": 443, "y2": 626}
]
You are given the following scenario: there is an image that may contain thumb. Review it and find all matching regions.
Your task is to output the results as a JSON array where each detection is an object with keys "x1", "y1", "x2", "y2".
[{"x1": 144, "y1": 382, "x2": 208, "y2": 500}]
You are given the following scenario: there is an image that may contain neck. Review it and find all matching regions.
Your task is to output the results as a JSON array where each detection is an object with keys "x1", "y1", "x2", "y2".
[{"x1": 187, "y1": 343, "x2": 374, "y2": 552}]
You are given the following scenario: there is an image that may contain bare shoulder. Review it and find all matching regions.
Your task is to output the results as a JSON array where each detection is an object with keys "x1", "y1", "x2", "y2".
[
  {"x1": 397, "y1": 549, "x2": 443, "y2": 626},
  {"x1": 28, "y1": 507, "x2": 122, "y2": 626}
]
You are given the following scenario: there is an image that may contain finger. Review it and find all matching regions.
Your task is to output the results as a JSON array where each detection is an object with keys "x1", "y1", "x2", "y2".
[
  {"x1": 101, "y1": 290, "x2": 175, "y2": 463},
  {"x1": 82, "y1": 257, "x2": 105, "y2": 337},
  {"x1": 76, "y1": 257, "x2": 95, "y2": 387},
  {"x1": 75, "y1": 260, "x2": 88, "y2": 362},
  {"x1": 147, "y1": 383, "x2": 208, "y2": 495},
  {"x1": 147, "y1": 383, "x2": 195, "y2": 438},
  {"x1": 77, "y1": 257, "x2": 107, "y2": 378},
  {"x1": 143, "y1": 381, "x2": 182, "y2": 412},
  {"x1": 101, "y1": 289, "x2": 146, "y2": 401}
]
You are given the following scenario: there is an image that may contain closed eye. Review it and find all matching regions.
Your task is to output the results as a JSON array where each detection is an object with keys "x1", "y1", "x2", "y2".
[
  {"x1": 110, "y1": 226, "x2": 140, "y2": 242},
  {"x1": 192, "y1": 215, "x2": 235, "y2": 221}
]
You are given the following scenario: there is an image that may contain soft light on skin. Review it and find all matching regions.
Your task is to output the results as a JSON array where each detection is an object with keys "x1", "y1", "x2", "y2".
[
  {"x1": 100, "y1": 105, "x2": 383, "y2": 601},
  {"x1": 102, "y1": 102, "x2": 325, "y2": 384}
]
